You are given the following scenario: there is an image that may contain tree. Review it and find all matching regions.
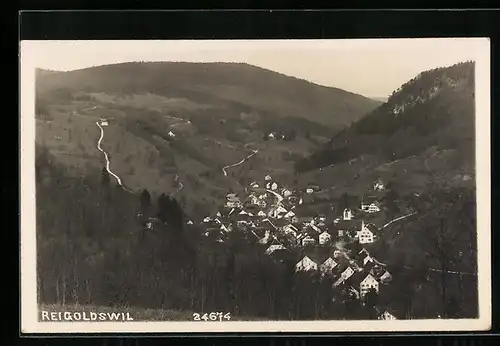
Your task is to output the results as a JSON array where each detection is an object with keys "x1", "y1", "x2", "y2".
[
  {"x1": 157, "y1": 193, "x2": 168, "y2": 223},
  {"x1": 414, "y1": 185, "x2": 476, "y2": 318},
  {"x1": 338, "y1": 192, "x2": 350, "y2": 211},
  {"x1": 101, "y1": 167, "x2": 110, "y2": 187},
  {"x1": 140, "y1": 189, "x2": 151, "y2": 213},
  {"x1": 363, "y1": 288, "x2": 379, "y2": 319}
]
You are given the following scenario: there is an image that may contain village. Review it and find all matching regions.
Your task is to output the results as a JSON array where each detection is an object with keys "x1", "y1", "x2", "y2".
[{"x1": 193, "y1": 174, "x2": 400, "y2": 320}]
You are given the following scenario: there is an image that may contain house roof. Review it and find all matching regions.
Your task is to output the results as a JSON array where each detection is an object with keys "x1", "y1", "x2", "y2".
[
  {"x1": 282, "y1": 223, "x2": 299, "y2": 231},
  {"x1": 319, "y1": 257, "x2": 338, "y2": 269},
  {"x1": 265, "y1": 244, "x2": 286, "y2": 255},
  {"x1": 319, "y1": 231, "x2": 331, "y2": 237},
  {"x1": 344, "y1": 270, "x2": 370, "y2": 287},
  {"x1": 335, "y1": 219, "x2": 362, "y2": 230},
  {"x1": 302, "y1": 247, "x2": 333, "y2": 264}
]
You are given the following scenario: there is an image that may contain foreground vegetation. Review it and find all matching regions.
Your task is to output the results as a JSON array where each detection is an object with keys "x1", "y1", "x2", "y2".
[{"x1": 37, "y1": 144, "x2": 477, "y2": 320}]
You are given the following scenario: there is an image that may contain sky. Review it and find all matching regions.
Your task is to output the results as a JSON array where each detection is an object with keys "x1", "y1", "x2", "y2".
[{"x1": 25, "y1": 38, "x2": 487, "y2": 98}]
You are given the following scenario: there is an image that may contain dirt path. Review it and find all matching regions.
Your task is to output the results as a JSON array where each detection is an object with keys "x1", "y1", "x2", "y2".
[{"x1": 222, "y1": 150, "x2": 259, "y2": 176}]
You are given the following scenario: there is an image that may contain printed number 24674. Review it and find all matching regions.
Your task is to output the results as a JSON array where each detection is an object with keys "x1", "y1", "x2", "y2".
[{"x1": 193, "y1": 312, "x2": 231, "y2": 321}]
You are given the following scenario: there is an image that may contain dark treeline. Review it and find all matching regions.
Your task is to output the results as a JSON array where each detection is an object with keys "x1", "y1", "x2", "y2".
[
  {"x1": 37, "y1": 143, "x2": 477, "y2": 320},
  {"x1": 36, "y1": 145, "x2": 381, "y2": 320}
]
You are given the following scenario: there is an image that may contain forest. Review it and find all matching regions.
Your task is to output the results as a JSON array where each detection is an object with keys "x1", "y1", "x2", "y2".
[
  {"x1": 36, "y1": 140, "x2": 478, "y2": 321},
  {"x1": 294, "y1": 61, "x2": 475, "y2": 173}
]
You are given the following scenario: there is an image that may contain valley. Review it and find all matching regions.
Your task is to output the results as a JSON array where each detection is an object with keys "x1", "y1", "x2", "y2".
[{"x1": 35, "y1": 61, "x2": 478, "y2": 321}]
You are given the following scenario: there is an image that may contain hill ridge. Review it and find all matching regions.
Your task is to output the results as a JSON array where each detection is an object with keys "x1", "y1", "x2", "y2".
[
  {"x1": 36, "y1": 61, "x2": 382, "y2": 128},
  {"x1": 296, "y1": 61, "x2": 475, "y2": 172}
]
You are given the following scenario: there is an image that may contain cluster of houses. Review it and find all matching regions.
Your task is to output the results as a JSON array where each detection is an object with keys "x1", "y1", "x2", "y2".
[
  {"x1": 194, "y1": 175, "x2": 397, "y2": 319},
  {"x1": 200, "y1": 175, "x2": 386, "y2": 246},
  {"x1": 294, "y1": 248, "x2": 392, "y2": 298}
]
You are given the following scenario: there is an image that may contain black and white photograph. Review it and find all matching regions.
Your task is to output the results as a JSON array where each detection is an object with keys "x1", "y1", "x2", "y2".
[{"x1": 20, "y1": 38, "x2": 491, "y2": 333}]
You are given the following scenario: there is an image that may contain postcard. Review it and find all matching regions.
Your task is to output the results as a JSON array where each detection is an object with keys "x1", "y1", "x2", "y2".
[{"x1": 20, "y1": 38, "x2": 491, "y2": 333}]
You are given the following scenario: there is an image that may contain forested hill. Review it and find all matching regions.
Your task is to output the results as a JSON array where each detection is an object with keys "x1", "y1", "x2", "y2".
[
  {"x1": 295, "y1": 61, "x2": 476, "y2": 172},
  {"x1": 35, "y1": 62, "x2": 381, "y2": 128}
]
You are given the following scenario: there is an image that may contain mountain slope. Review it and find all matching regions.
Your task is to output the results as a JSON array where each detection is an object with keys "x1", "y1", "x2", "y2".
[
  {"x1": 296, "y1": 61, "x2": 475, "y2": 173},
  {"x1": 36, "y1": 62, "x2": 381, "y2": 128}
]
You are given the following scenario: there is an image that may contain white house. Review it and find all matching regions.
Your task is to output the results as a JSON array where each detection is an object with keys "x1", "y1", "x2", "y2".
[
  {"x1": 268, "y1": 182, "x2": 278, "y2": 191},
  {"x1": 282, "y1": 224, "x2": 298, "y2": 237},
  {"x1": 333, "y1": 267, "x2": 355, "y2": 287},
  {"x1": 145, "y1": 221, "x2": 153, "y2": 229},
  {"x1": 319, "y1": 257, "x2": 338, "y2": 275},
  {"x1": 298, "y1": 198, "x2": 303, "y2": 205},
  {"x1": 248, "y1": 195, "x2": 260, "y2": 205},
  {"x1": 379, "y1": 311, "x2": 397, "y2": 320},
  {"x1": 203, "y1": 216, "x2": 212, "y2": 223},
  {"x1": 318, "y1": 231, "x2": 332, "y2": 245},
  {"x1": 100, "y1": 118, "x2": 108, "y2": 126},
  {"x1": 361, "y1": 202, "x2": 380, "y2": 213},
  {"x1": 265, "y1": 175, "x2": 272, "y2": 181},
  {"x1": 379, "y1": 270, "x2": 392, "y2": 283},
  {"x1": 358, "y1": 222, "x2": 376, "y2": 244},
  {"x1": 269, "y1": 205, "x2": 288, "y2": 219},
  {"x1": 343, "y1": 208, "x2": 353, "y2": 220},
  {"x1": 257, "y1": 199, "x2": 267, "y2": 208},
  {"x1": 295, "y1": 256, "x2": 318, "y2": 272},
  {"x1": 306, "y1": 188, "x2": 314, "y2": 194},
  {"x1": 284, "y1": 210, "x2": 296, "y2": 219},
  {"x1": 216, "y1": 212, "x2": 222, "y2": 217},
  {"x1": 186, "y1": 220, "x2": 193, "y2": 225},
  {"x1": 302, "y1": 236, "x2": 316, "y2": 246},
  {"x1": 337, "y1": 229, "x2": 344, "y2": 237},
  {"x1": 360, "y1": 273, "x2": 379, "y2": 297},
  {"x1": 268, "y1": 133, "x2": 275, "y2": 139},
  {"x1": 265, "y1": 244, "x2": 285, "y2": 255},
  {"x1": 220, "y1": 224, "x2": 232, "y2": 233},
  {"x1": 373, "y1": 180, "x2": 385, "y2": 191},
  {"x1": 358, "y1": 248, "x2": 375, "y2": 267},
  {"x1": 257, "y1": 210, "x2": 267, "y2": 217},
  {"x1": 225, "y1": 194, "x2": 242, "y2": 208},
  {"x1": 168, "y1": 131, "x2": 176, "y2": 137}
]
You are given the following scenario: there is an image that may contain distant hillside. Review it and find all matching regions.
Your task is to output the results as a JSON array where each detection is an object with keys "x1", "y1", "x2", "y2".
[
  {"x1": 36, "y1": 62, "x2": 381, "y2": 128},
  {"x1": 296, "y1": 61, "x2": 475, "y2": 173},
  {"x1": 371, "y1": 96, "x2": 388, "y2": 103}
]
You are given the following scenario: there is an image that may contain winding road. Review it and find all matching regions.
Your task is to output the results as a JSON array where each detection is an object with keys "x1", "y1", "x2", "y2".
[
  {"x1": 96, "y1": 121, "x2": 135, "y2": 194},
  {"x1": 381, "y1": 212, "x2": 417, "y2": 229},
  {"x1": 222, "y1": 149, "x2": 259, "y2": 176}
]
